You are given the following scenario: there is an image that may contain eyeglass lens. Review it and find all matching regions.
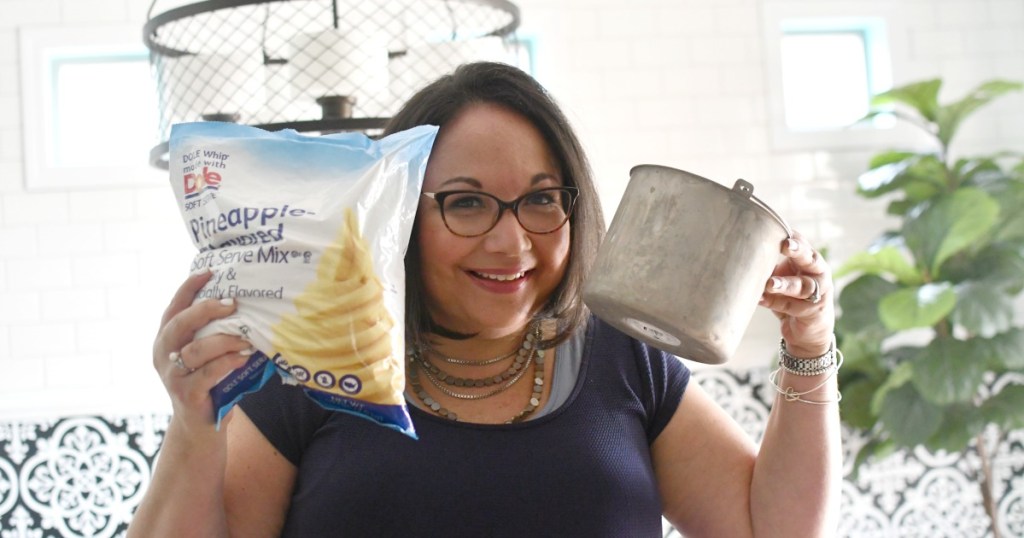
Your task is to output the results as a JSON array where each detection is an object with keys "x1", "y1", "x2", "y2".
[{"x1": 439, "y1": 188, "x2": 575, "y2": 236}]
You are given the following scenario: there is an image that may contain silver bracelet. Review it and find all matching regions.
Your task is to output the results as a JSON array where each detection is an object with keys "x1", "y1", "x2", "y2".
[
  {"x1": 778, "y1": 336, "x2": 836, "y2": 376},
  {"x1": 767, "y1": 352, "x2": 844, "y2": 405}
]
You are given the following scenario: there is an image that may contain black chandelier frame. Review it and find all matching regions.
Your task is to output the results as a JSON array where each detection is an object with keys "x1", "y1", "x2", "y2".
[{"x1": 143, "y1": 0, "x2": 520, "y2": 168}]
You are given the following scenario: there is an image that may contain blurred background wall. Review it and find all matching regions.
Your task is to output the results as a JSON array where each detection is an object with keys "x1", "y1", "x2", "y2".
[{"x1": 0, "y1": 0, "x2": 1022, "y2": 420}]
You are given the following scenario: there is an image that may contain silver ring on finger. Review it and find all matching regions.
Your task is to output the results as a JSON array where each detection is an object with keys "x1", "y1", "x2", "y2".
[
  {"x1": 168, "y1": 351, "x2": 196, "y2": 373},
  {"x1": 805, "y1": 277, "x2": 822, "y2": 304}
]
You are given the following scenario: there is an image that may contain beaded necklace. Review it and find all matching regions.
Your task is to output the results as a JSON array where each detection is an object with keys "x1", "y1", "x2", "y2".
[
  {"x1": 417, "y1": 347, "x2": 531, "y2": 389},
  {"x1": 418, "y1": 352, "x2": 533, "y2": 399},
  {"x1": 407, "y1": 324, "x2": 546, "y2": 423}
]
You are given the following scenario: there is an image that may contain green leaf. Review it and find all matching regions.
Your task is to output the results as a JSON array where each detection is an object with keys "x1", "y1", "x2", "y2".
[
  {"x1": 856, "y1": 110, "x2": 890, "y2": 126},
  {"x1": 878, "y1": 283, "x2": 956, "y2": 330},
  {"x1": 871, "y1": 438, "x2": 897, "y2": 462},
  {"x1": 935, "y1": 79, "x2": 1024, "y2": 147},
  {"x1": 871, "y1": 79, "x2": 943, "y2": 123},
  {"x1": 951, "y1": 281, "x2": 1016, "y2": 337},
  {"x1": 955, "y1": 157, "x2": 1005, "y2": 188},
  {"x1": 902, "y1": 177, "x2": 945, "y2": 203},
  {"x1": 840, "y1": 378, "x2": 882, "y2": 429},
  {"x1": 879, "y1": 383, "x2": 944, "y2": 446},
  {"x1": 911, "y1": 339, "x2": 987, "y2": 405},
  {"x1": 857, "y1": 153, "x2": 919, "y2": 198},
  {"x1": 940, "y1": 243, "x2": 1024, "y2": 291},
  {"x1": 836, "y1": 332, "x2": 885, "y2": 376},
  {"x1": 886, "y1": 198, "x2": 922, "y2": 217},
  {"x1": 868, "y1": 150, "x2": 919, "y2": 170},
  {"x1": 849, "y1": 438, "x2": 896, "y2": 478},
  {"x1": 871, "y1": 360, "x2": 915, "y2": 415},
  {"x1": 857, "y1": 161, "x2": 910, "y2": 198},
  {"x1": 969, "y1": 157, "x2": 1024, "y2": 182},
  {"x1": 990, "y1": 180, "x2": 1024, "y2": 244},
  {"x1": 1013, "y1": 160, "x2": 1024, "y2": 179},
  {"x1": 926, "y1": 404, "x2": 983, "y2": 453},
  {"x1": 857, "y1": 154, "x2": 946, "y2": 200},
  {"x1": 980, "y1": 384, "x2": 1024, "y2": 430},
  {"x1": 868, "y1": 231, "x2": 905, "y2": 251},
  {"x1": 837, "y1": 275, "x2": 899, "y2": 338},
  {"x1": 902, "y1": 188, "x2": 1001, "y2": 276},
  {"x1": 983, "y1": 328, "x2": 1024, "y2": 369},
  {"x1": 836, "y1": 246, "x2": 924, "y2": 284}
]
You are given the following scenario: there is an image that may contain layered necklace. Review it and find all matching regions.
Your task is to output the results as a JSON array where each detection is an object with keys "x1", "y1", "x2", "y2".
[{"x1": 407, "y1": 323, "x2": 546, "y2": 424}]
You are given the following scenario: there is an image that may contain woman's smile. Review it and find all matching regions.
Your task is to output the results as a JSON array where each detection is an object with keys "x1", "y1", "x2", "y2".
[{"x1": 466, "y1": 268, "x2": 532, "y2": 293}]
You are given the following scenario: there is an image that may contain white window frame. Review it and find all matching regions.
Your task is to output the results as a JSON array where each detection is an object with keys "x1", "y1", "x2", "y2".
[
  {"x1": 20, "y1": 25, "x2": 164, "y2": 191},
  {"x1": 761, "y1": 1, "x2": 918, "y2": 151}
]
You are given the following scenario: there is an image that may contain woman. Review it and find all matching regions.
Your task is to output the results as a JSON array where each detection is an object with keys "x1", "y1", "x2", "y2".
[{"x1": 130, "y1": 62, "x2": 840, "y2": 536}]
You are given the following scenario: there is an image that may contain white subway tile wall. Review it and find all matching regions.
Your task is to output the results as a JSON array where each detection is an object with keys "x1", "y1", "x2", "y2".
[
  {"x1": 1, "y1": 0, "x2": 1023, "y2": 417},
  {"x1": 0, "y1": 0, "x2": 63, "y2": 29},
  {"x1": 60, "y1": 0, "x2": 132, "y2": 24},
  {"x1": 0, "y1": 326, "x2": 9, "y2": 361}
]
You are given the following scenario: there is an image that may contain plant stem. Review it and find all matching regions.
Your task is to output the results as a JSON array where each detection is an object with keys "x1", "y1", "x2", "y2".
[{"x1": 976, "y1": 431, "x2": 1002, "y2": 538}]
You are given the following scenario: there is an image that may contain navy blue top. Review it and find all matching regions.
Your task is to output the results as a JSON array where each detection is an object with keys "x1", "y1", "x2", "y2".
[{"x1": 240, "y1": 316, "x2": 690, "y2": 537}]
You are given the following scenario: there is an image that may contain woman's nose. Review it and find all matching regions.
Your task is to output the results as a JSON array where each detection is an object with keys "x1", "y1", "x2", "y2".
[{"x1": 483, "y1": 209, "x2": 531, "y2": 254}]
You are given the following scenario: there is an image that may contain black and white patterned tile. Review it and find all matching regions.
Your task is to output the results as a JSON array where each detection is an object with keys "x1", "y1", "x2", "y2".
[{"x1": 1, "y1": 415, "x2": 167, "y2": 537}]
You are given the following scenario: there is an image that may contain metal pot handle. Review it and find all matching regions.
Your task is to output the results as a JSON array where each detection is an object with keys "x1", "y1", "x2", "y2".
[{"x1": 732, "y1": 179, "x2": 793, "y2": 239}]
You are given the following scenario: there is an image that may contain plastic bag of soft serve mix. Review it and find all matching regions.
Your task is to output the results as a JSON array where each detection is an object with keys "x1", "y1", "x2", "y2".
[{"x1": 169, "y1": 122, "x2": 437, "y2": 438}]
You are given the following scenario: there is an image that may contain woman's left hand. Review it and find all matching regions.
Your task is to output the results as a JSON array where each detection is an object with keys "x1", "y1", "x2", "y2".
[{"x1": 759, "y1": 231, "x2": 835, "y2": 357}]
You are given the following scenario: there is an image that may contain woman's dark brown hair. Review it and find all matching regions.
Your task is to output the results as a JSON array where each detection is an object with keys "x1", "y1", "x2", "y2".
[{"x1": 384, "y1": 61, "x2": 605, "y2": 349}]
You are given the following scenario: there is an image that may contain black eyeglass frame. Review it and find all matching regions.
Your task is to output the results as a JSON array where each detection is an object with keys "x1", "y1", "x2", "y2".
[{"x1": 422, "y1": 186, "x2": 580, "y2": 237}]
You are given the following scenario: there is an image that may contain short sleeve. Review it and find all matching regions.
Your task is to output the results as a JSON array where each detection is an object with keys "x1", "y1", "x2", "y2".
[
  {"x1": 238, "y1": 373, "x2": 329, "y2": 465},
  {"x1": 633, "y1": 339, "x2": 691, "y2": 443}
]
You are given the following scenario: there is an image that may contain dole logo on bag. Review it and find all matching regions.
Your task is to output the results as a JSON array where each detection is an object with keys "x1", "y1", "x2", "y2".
[{"x1": 184, "y1": 166, "x2": 222, "y2": 198}]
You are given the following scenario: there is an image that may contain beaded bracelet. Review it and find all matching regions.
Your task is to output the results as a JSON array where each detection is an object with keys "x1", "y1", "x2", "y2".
[
  {"x1": 779, "y1": 337, "x2": 836, "y2": 376},
  {"x1": 768, "y1": 335, "x2": 843, "y2": 405}
]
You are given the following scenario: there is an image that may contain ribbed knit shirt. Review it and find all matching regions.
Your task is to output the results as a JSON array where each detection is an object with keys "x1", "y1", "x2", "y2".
[{"x1": 240, "y1": 316, "x2": 691, "y2": 537}]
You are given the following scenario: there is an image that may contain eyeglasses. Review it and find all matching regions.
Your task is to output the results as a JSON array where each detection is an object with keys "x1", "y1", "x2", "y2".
[{"x1": 422, "y1": 186, "x2": 579, "y2": 237}]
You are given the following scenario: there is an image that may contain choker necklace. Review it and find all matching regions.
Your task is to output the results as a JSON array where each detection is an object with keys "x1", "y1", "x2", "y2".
[
  {"x1": 419, "y1": 352, "x2": 532, "y2": 399},
  {"x1": 427, "y1": 347, "x2": 518, "y2": 366},
  {"x1": 418, "y1": 349, "x2": 529, "y2": 388},
  {"x1": 407, "y1": 324, "x2": 546, "y2": 423}
]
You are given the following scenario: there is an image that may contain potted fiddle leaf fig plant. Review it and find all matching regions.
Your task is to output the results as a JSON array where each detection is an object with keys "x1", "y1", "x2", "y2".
[{"x1": 835, "y1": 77, "x2": 1024, "y2": 538}]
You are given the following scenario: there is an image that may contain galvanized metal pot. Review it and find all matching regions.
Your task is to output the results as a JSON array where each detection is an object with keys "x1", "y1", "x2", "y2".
[{"x1": 583, "y1": 165, "x2": 791, "y2": 364}]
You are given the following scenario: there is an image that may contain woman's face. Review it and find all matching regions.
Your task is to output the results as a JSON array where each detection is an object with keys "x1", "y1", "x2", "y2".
[{"x1": 416, "y1": 103, "x2": 571, "y2": 339}]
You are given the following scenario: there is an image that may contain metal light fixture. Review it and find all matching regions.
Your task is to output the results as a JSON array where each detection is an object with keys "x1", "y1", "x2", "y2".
[{"x1": 143, "y1": 0, "x2": 521, "y2": 169}]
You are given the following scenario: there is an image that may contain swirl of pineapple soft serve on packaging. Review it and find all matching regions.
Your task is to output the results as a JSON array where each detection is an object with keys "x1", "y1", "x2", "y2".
[{"x1": 169, "y1": 122, "x2": 438, "y2": 438}]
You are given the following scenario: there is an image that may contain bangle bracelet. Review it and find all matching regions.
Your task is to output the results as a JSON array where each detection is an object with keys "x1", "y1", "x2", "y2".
[
  {"x1": 767, "y1": 349, "x2": 844, "y2": 405},
  {"x1": 779, "y1": 336, "x2": 836, "y2": 376},
  {"x1": 769, "y1": 335, "x2": 844, "y2": 405}
]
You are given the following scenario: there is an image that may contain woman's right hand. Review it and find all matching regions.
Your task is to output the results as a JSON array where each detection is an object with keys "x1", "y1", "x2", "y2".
[
  {"x1": 153, "y1": 270, "x2": 254, "y2": 433},
  {"x1": 130, "y1": 270, "x2": 257, "y2": 537}
]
